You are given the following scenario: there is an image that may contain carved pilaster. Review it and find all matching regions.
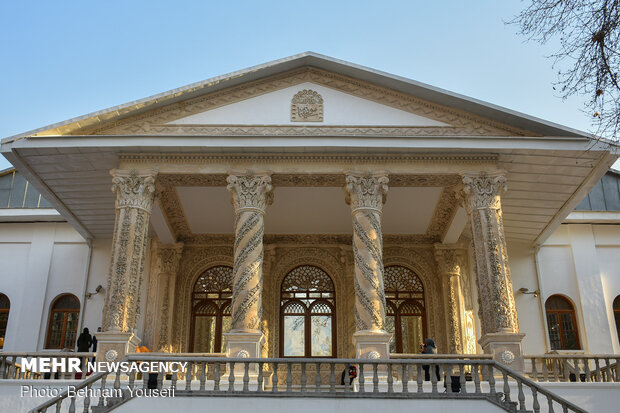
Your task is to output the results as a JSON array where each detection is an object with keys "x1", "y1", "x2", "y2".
[
  {"x1": 226, "y1": 174, "x2": 273, "y2": 333},
  {"x1": 345, "y1": 173, "x2": 389, "y2": 333},
  {"x1": 460, "y1": 172, "x2": 518, "y2": 336},
  {"x1": 102, "y1": 169, "x2": 157, "y2": 333},
  {"x1": 434, "y1": 245, "x2": 463, "y2": 354},
  {"x1": 152, "y1": 241, "x2": 184, "y2": 352}
]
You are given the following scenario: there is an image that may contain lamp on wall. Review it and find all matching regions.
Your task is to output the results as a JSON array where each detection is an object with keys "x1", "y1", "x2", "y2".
[
  {"x1": 86, "y1": 285, "x2": 103, "y2": 299},
  {"x1": 518, "y1": 287, "x2": 539, "y2": 298}
]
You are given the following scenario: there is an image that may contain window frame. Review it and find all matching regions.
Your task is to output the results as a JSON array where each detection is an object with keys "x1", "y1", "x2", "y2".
[
  {"x1": 545, "y1": 294, "x2": 581, "y2": 351},
  {"x1": 384, "y1": 265, "x2": 427, "y2": 354},
  {"x1": 189, "y1": 265, "x2": 232, "y2": 353},
  {"x1": 279, "y1": 265, "x2": 336, "y2": 358},
  {"x1": 45, "y1": 294, "x2": 80, "y2": 350}
]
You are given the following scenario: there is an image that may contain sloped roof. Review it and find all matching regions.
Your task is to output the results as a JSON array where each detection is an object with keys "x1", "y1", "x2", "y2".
[{"x1": 1, "y1": 52, "x2": 592, "y2": 142}]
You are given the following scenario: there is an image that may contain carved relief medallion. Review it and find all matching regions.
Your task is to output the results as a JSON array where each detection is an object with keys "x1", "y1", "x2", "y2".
[{"x1": 291, "y1": 89, "x2": 323, "y2": 122}]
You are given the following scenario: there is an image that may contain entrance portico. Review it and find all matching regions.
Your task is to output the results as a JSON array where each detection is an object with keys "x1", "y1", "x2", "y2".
[{"x1": 2, "y1": 53, "x2": 615, "y2": 374}]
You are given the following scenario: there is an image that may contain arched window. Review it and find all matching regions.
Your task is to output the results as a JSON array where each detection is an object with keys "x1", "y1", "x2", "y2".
[
  {"x1": 613, "y1": 295, "x2": 620, "y2": 344},
  {"x1": 46, "y1": 294, "x2": 80, "y2": 349},
  {"x1": 0, "y1": 293, "x2": 9, "y2": 349},
  {"x1": 190, "y1": 266, "x2": 232, "y2": 353},
  {"x1": 545, "y1": 295, "x2": 580, "y2": 350},
  {"x1": 280, "y1": 265, "x2": 336, "y2": 357},
  {"x1": 384, "y1": 265, "x2": 426, "y2": 354}
]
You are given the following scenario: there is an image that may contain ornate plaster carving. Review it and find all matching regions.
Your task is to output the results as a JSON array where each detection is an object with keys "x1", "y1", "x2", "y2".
[
  {"x1": 291, "y1": 89, "x2": 323, "y2": 122},
  {"x1": 434, "y1": 245, "x2": 463, "y2": 354},
  {"x1": 345, "y1": 173, "x2": 388, "y2": 333},
  {"x1": 102, "y1": 169, "x2": 157, "y2": 333},
  {"x1": 427, "y1": 187, "x2": 459, "y2": 240},
  {"x1": 227, "y1": 175, "x2": 273, "y2": 332},
  {"x1": 459, "y1": 172, "x2": 519, "y2": 336},
  {"x1": 83, "y1": 68, "x2": 533, "y2": 137}
]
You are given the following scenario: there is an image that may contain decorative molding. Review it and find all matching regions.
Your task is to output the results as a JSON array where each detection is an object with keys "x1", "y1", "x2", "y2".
[
  {"x1": 82, "y1": 67, "x2": 533, "y2": 137},
  {"x1": 183, "y1": 233, "x2": 440, "y2": 246},
  {"x1": 121, "y1": 153, "x2": 498, "y2": 167},
  {"x1": 155, "y1": 184, "x2": 190, "y2": 241},
  {"x1": 291, "y1": 89, "x2": 323, "y2": 122},
  {"x1": 426, "y1": 187, "x2": 459, "y2": 240}
]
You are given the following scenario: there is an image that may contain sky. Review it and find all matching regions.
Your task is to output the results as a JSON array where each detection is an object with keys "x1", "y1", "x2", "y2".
[{"x1": 0, "y1": 0, "x2": 606, "y2": 171}]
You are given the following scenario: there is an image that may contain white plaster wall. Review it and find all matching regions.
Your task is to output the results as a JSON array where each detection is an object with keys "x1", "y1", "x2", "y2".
[
  {"x1": 507, "y1": 241, "x2": 546, "y2": 354},
  {"x1": 537, "y1": 223, "x2": 620, "y2": 354}
]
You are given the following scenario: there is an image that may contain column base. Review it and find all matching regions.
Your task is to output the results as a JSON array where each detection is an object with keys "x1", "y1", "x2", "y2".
[
  {"x1": 479, "y1": 332, "x2": 525, "y2": 372},
  {"x1": 352, "y1": 330, "x2": 392, "y2": 359},
  {"x1": 225, "y1": 331, "x2": 264, "y2": 376},
  {"x1": 95, "y1": 332, "x2": 141, "y2": 362}
]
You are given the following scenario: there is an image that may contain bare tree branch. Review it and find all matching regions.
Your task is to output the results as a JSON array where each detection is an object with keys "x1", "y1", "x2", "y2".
[{"x1": 510, "y1": 0, "x2": 620, "y2": 140}]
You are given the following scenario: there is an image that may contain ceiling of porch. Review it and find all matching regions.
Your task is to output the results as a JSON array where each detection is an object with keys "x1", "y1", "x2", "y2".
[{"x1": 174, "y1": 186, "x2": 444, "y2": 235}]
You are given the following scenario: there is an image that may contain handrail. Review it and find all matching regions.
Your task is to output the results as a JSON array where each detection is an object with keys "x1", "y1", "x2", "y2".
[
  {"x1": 0, "y1": 352, "x2": 95, "y2": 380},
  {"x1": 494, "y1": 360, "x2": 587, "y2": 413},
  {"x1": 29, "y1": 356, "x2": 588, "y2": 413},
  {"x1": 525, "y1": 354, "x2": 619, "y2": 382},
  {"x1": 391, "y1": 354, "x2": 492, "y2": 359}
]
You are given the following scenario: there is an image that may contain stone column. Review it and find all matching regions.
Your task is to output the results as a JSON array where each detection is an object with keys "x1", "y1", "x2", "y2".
[
  {"x1": 152, "y1": 241, "x2": 184, "y2": 352},
  {"x1": 225, "y1": 174, "x2": 273, "y2": 361},
  {"x1": 460, "y1": 171, "x2": 524, "y2": 370},
  {"x1": 98, "y1": 169, "x2": 157, "y2": 362},
  {"x1": 344, "y1": 173, "x2": 391, "y2": 359},
  {"x1": 434, "y1": 245, "x2": 463, "y2": 354}
]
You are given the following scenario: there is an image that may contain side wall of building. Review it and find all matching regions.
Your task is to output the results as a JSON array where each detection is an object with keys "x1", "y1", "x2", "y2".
[
  {"x1": 0, "y1": 222, "x2": 121, "y2": 352},
  {"x1": 537, "y1": 224, "x2": 620, "y2": 354}
]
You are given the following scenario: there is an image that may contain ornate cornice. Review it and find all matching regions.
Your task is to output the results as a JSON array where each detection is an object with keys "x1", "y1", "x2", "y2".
[
  {"x1": 82, "y1": 67, "x2": 534, "y2": 137},
  {"x1": 111, "y1": 169, "x2": 157, "y2": 212},
  {"x1": 121, "y1": 153, "x2": 498, "y2": 166},
  {"x1": 182, "y1": 233, "x2": 439, "y2": 246}
]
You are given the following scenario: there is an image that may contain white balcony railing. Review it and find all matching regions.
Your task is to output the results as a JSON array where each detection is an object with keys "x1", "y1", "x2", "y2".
[{"x1": 29, "y1": 355, "x2": 586, "y2": 413}]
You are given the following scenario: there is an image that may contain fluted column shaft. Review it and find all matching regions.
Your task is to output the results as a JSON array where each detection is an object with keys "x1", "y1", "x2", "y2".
[
  {"x1": 102, "y1": 169, "x2": 157, "y2": 333},
  {"x1": 345, "y1": 173, "x2": 389, "y2": 332},
  {"x1": 434, "y1": 245, "x2": 463, "y2": 354},
  {"x1": 227, "y1": 175, "x2": 273, "y2": 332},
  {"x1": 461, "y1": 172, "x2": 519, "y2": 335}
]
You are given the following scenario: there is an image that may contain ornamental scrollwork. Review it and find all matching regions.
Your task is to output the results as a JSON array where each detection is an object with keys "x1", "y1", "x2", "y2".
[
  {"x1": 111, "y1": 169, "x2": 157, "y2": 212},
  {"x1": 227, "y1": 175, "x2": 274, "y2": 213},
  {"x1": 344, "y1": 173, "x2": 389, "y2": 213},
  {"x1": 460, "y1": 172, "x2": 507, "y2": 213}
]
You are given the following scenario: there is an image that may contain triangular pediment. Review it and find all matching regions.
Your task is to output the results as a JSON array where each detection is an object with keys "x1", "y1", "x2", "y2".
[
  {"x1": 167, "y1": 81, "x2": 449, "y2": 127},
  {"x1": 76, "y1": 68, "x2": 533, "y2": 137}
]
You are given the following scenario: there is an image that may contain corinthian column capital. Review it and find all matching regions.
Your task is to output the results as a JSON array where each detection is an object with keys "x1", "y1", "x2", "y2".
[
  {"x1": 226, "y1": 174, "x2": 273, "y2": 214},
  {"x1": 111, "y1": 169, "x2": 158, "y2": 212},
  {"x1": 434, "y1": 245, "x2": 461, "y2": 277},
  {"x1": 153, "y1": 241, "x2": 184, "y2": 275},
  {"x1": 344, "y1": 172, "x2": 389, "y2": 214},
  {"x1": 460, "y1": 171, "x2": 506, "y2": 213}
]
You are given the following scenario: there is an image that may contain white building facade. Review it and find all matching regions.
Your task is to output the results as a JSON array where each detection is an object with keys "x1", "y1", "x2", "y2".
[{"x1": 1, "y1": 53, "x2": 619, "y2": 412}]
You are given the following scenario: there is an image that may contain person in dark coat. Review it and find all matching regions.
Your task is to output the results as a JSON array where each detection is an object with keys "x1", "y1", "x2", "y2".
[
  {"x1": 421, "y1": 338, "x2": 440, "y2": 381},
  {"x1": 340, "y1": 364, "x2": 357, "y2": 385},
  {"x1": 76, "y1": 328, "x2": 92, "y2": 352}
]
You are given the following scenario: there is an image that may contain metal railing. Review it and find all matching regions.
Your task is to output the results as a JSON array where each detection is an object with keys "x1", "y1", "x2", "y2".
[
  {"x1": 525, "y1": 354, "x2": 619, "y2": 383},
  {"x1": 30, "y1": 355, "x2": 587, "y2": 413},
  {"x1": 0, "y1": 352, "x2": 95, "y2": 380}
]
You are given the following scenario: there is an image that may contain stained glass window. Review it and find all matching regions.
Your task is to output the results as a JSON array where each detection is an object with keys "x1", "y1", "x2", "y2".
[
  {"x1": 190, "y1": 266, "x2": 232, "y2": 353},
  {"x1": 45, "y1": 294, "x2": 80, "y2": 349},
  {"x1": 280, "y1": 265, "x2": 335, "y2": 357},
  {"x1": 545, "y1": 295, "x2": 580, "y2": 350},
  {"x1": 384, "y1": 266, "x2": 426, "y2": 354}
]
